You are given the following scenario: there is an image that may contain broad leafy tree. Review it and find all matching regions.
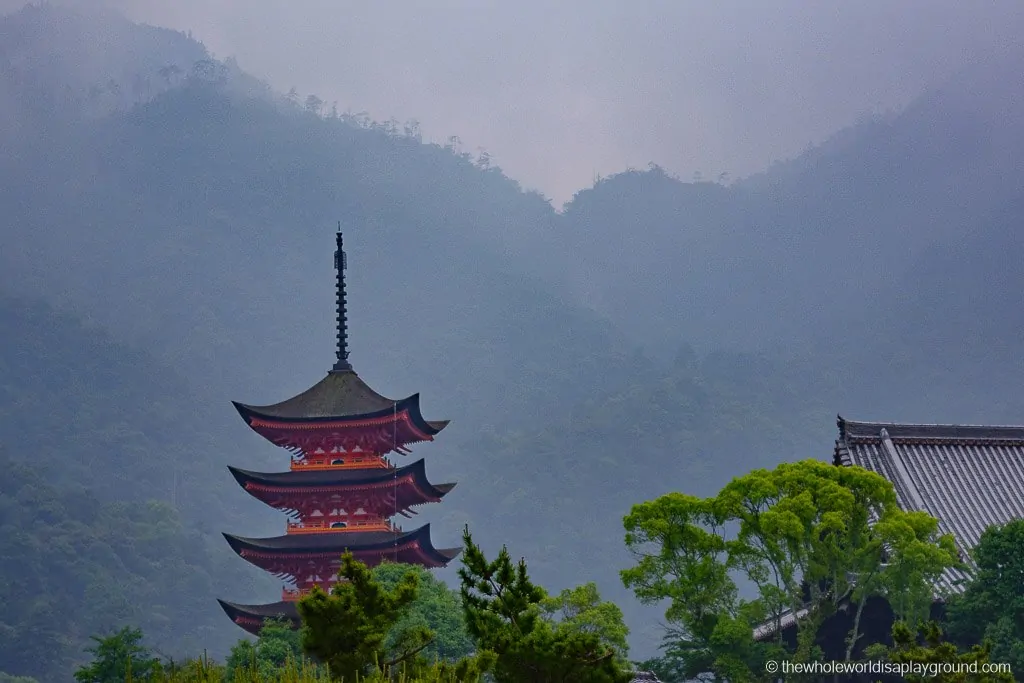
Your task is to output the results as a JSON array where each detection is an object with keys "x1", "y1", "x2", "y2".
[
  {"x1": 845, "y1": 508, "x2": 959, "y2": 659},
  {"x1": 372, "y1": 562, "x2": 475, "y2": 663},
  {"x1": 621, "y1": 459, "x2": 958, "y2": 681},
  {"x1": 224, "y1": 618, "x2": 317, "y2": 681},
  {"x1": 946, "y1": 519, "x2": 1024, "y2": 678},
  {"x1": 540, "y1": 582, "x2": 630, "y2": 659}
]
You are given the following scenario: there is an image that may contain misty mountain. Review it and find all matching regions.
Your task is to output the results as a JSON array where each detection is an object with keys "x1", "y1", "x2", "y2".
[
  {"x1": 0, "y1": 295, "x2": 279, "y2": 681},
  {"x1": 0, "y1": 3, "x2": 621, "y2": 432},
  {"x1": 3, "y1": 3, "x2": 1024, "y2": 676},
  {"x1": 0, "y1": 2, "x2": 211, "y2": 135},
  {"x1": 557, "y1": 53, "x2": 1024, "y2": 420}
]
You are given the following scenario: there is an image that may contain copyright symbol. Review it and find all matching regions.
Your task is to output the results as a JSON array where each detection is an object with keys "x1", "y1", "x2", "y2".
[{"x1": 766, "y1": 660, "x2": 779, "y2": 674}]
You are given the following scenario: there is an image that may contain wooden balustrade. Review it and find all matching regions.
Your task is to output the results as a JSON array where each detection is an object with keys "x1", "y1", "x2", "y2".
[{"x1": 285, "y1": 518, "x2": 394, "y2": 533}]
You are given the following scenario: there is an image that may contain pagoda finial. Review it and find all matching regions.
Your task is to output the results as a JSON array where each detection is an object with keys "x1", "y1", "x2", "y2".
[{"x1": 332, "y1": 225, "x2": 352, "y2": 372}]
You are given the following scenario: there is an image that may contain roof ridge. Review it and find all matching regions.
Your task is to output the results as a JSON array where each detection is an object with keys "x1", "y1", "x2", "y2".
[
  {"x1": 840, "y1": 417, "x2": 1024, "y2": 430},
  {"x1": 838, "y1": 417, "x2": 1024, "y2": 441}
]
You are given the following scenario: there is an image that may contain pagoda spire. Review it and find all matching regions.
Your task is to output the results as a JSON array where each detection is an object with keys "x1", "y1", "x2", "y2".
[{"x1": 332, "y1": 225, "x2": 351, "y2": 373}]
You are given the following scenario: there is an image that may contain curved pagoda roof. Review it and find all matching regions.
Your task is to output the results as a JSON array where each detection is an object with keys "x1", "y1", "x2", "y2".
[
  {"x1": 228, "y1": 458, "x2": 455, "y2": 496},
  {"x1": 227, "y1": 459, "x2": 456, "y2": 515},
  {"x1": 223, "y1": 524, "x2": 461, "y2": 568},
  {"x1": 232, "y1": 372, "x2": 448, "y2": 454},
  {"x1": 237, "y1": 370, "x2": 450, "y2": 436},
  {"x1": 217, "y1": 599, "x2": 299, "y2": 636}
]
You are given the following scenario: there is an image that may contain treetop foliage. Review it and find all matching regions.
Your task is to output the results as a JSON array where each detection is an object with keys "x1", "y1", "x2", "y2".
[
  {"x1": 945, "y1": 519, "x2": 1024, "y2": 678},
  {"x1": 459, "y1": 526, "x2": 633, "y2": 683},
  {"x1": 622, "y1": 459, "x2": 960, "y2": 681}
]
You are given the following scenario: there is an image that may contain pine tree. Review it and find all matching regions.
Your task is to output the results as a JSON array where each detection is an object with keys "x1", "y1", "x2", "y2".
[{"x1": 458, "y1": 526, "x2": 632, "y2": 683}]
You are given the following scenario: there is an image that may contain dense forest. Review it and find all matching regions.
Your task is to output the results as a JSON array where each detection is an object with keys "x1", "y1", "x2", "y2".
[{"x1": 2, "y1": 3, "x2": 1024, "y2": 680}]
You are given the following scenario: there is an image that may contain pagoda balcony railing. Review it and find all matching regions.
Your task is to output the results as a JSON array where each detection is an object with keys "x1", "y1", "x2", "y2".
[
  {"x1": 282, "y1": 586, "x2": 320, "y2": 601},
  {"x1": 283, "y1": 580, "x2": 351, "y2": 601},
  {"x1": 291, "y1": 455, "x2": 391, "y2": 471},
  {"x1": 286, "y1": 519, "x2": 395, "y2": 534}
]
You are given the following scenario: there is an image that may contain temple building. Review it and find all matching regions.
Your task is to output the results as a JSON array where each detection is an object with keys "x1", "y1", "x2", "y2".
[
  {"x1": 754, "y1": 415, "x2": 1024, "y2": 655},
  {"x1": 219, "y1": 231, "x2": 459, "y2": 635}
]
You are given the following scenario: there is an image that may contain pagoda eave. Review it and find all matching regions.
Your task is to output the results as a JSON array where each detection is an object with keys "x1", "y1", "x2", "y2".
[
  {"x1": 217, "y1": 599, "x2": 299, "y2": 636},
  {"x1": 233, "y1": 546, "x2": 454, "y2": 573},
  {"x1": 223, "y1": 525, "x2": 459, "y2": 571},
  {"x1": 228, "y1": 460, "x2": 455, "y2": 513},
  {"x1": 232, "y1": 393, "x2": 447, "y2": 455}
]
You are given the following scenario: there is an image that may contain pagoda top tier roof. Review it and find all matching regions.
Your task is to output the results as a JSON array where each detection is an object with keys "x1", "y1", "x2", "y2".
[
  {"x1": 223, "y1": 524, "x2": 461, "y2": 563},
  {"x1": 227, "y1": 458, "x2": 456, "y2": 497},
  {"x1": 233, "y1": 369, "x2": 448, "y2": 430}
]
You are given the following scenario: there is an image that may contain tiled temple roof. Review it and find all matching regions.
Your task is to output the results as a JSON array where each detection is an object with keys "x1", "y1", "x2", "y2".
[{"x1": 835, "y1": 415, "x2": 1024, "y2": 594}]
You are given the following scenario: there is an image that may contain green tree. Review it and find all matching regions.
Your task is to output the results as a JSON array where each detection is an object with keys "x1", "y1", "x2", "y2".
[
  {"x1": 224, "y1": 618, "x2": 316, "y2": 681},
  {"x1": 946, "y1": 519, "x2": 1024, "y2": 678},
  {"x1": 459, "y1": 526, "x2": 632, "y2": 683},
  {"x1": 371, "y1": 562, "x2": 475, "y2": 662},
  {"x1": 886, "y1": 621, "x2": 1014, "y2": 682},
  {"x1": 73, "y1": 626, "x2": 162, "y2": 683},
  {"x1": 540, "y1": 582, "x2": 630, "y2": 659},
  {"x1": 298, "y1": 552, "x2": 430, "y2": 680},
  {"x1": 621, "y1": 460, "x2": 958, "y2": 681},
  {"x1": 844, "y1": 508, "x2": 959, "y2": 661}
]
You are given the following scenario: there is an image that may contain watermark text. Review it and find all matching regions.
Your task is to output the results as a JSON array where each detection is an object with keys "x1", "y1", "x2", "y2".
[{"x1": 765, "y1": 659, "x2": 1012, "y2": 677}]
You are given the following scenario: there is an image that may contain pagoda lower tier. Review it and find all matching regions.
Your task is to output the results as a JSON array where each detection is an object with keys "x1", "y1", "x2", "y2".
[
  {"x1": 227, "y1": 459, "x2": 456, "y2": 521},
  {"x1": 218, "y1": 599, "x2": 300, "y2": 636},
  {"x1": 223, "y1": 524, "x2": 460, "y2": 585},
  {"x1": 232, "y1": 371, "x2": 448, "y2": 455}
]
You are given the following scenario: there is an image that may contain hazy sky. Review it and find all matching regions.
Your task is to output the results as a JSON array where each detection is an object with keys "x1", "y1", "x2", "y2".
[{"x1": 7, "y1": 0, "x2": 1023, "y2": 203}]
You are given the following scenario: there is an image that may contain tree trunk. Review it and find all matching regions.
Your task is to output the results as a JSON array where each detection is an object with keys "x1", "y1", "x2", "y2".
[{"x1": 844, "y1": 595, "x2": 869, "y2": 675}]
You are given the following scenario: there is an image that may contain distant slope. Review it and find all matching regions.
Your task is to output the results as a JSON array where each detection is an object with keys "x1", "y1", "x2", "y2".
[
  {"x1": 0, "y1": 295, "x2": 274, "y2": 519},
  {"x1": 0, "y1": 296, "x2": 278, "y2": 681},
  {"x1": 0, "y1": 459, "x2": 231, "y2": 681},
  {"x1": 0, "y1": 2, "x2": 210, "y2": 137},
  {"x1": 556, "y1": 53, "x2": 1024, "y2": 422},
  {"x1": 0, "y1": 77, "x2": 632, "y2": 433}
]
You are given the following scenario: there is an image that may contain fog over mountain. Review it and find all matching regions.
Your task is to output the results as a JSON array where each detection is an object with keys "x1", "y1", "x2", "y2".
[
  {"x1": 2, "y1": 2, "x2": 1024, "y2": 680},
  {"x1": 2, "y1": 0, "x2": 1022, "y2": 202}
]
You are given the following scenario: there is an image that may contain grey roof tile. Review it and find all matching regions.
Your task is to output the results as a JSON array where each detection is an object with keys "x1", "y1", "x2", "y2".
[{"x1": 835, "y1": 416, "x2": 1024, "y2": 594}]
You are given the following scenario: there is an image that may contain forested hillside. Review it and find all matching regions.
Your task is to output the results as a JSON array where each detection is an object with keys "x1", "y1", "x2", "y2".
[
  {"x1": 556, "y1": 55, "x2": 1024, "y2": 416},
  {"x1": 0, "y1": 297, "x2": 278, "y2": 681},
  {"x1": 2, "y1": 4, "x2": 1024, "y2": 680}
]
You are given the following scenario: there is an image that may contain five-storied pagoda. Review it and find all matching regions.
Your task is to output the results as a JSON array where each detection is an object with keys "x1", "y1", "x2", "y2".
[{"x1": 218, "y1": 230, "x2": 459, "y2": 635}]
